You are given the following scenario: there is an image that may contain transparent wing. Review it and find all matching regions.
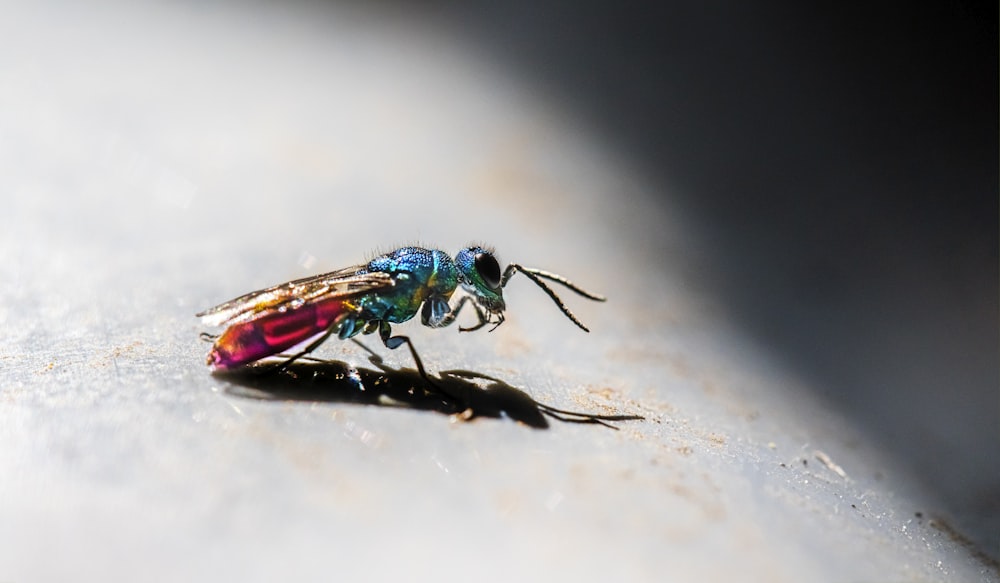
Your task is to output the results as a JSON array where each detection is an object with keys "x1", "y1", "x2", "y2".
[{"x1": 196, "y1": 265, "x2": 393, "y2": 327}]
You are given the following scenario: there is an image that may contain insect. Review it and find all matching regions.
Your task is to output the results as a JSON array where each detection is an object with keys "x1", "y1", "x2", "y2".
[{"x1": 197, "y1": 246, "x2": 606, "y2": 380}]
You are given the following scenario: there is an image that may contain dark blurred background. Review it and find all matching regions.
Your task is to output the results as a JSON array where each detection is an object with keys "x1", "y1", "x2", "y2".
[{"x1": 422, "y1": 0, "x2": 998, "y2": 553}]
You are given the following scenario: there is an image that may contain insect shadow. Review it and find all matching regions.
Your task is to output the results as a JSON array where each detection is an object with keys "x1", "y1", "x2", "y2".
[{"x1": 216, "y1": 351, "x2": 642, "y2": 430}]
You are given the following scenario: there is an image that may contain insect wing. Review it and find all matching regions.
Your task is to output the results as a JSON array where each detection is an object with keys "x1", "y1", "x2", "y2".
[{"x1": 197, "y1": 267, "x2": 393, "y2": 327}]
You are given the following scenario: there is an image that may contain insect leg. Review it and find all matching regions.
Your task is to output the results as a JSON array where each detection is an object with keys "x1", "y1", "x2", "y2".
[
  {"x1": 376, "y1": 321, "x2": 475, "y2": 409},
  {"x1": 377, "y1": 320, "x2": 432, "y2": 382},
  {"x1": 270, "y1": 324, "x2": 339, "y2": 372},
  {"x1": 432, "y1": 295, "x2": 491, "y2": 332},
  {"x1": 459, "y1": 301, "x2": 493, "y2": 332}
]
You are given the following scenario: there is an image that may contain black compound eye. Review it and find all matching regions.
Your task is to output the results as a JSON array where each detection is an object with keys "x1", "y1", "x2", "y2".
[{"x1": 474, "y1": 252, "x2": 502, "y2": 290}]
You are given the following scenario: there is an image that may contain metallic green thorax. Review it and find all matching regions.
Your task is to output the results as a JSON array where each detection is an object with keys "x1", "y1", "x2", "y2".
[{"x1": 351, "y1": 247, "x2": 460, "y2": 329}]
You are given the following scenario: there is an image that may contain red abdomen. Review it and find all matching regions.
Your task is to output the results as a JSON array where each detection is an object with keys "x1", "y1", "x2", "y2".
[{"x1": 208, "y1": 299, "x2": 350, "y2": 370}]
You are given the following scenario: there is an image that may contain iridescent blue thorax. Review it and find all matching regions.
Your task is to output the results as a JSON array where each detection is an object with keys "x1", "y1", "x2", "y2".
[{"x1": 354, "y1": 247, "x2": 459, "y2": 326}]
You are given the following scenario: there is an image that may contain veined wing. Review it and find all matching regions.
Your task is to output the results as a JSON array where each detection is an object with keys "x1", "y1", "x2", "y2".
[{"x1": 197, "y1": 266, "x2": 393, "y2": 327}]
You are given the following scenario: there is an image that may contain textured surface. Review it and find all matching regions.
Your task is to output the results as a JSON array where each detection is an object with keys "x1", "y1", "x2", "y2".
[{"x1": 1, "y1": 2, "x2": 996, "y2": 581}]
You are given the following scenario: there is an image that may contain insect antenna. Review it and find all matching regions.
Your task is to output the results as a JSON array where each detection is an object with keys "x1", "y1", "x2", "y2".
[
  {"x1": 503, "y1": 264, "x2": 606, "y2": 332},
  {"x1": 514, "y1": 267, "x2": 607, "y2": 301}
]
